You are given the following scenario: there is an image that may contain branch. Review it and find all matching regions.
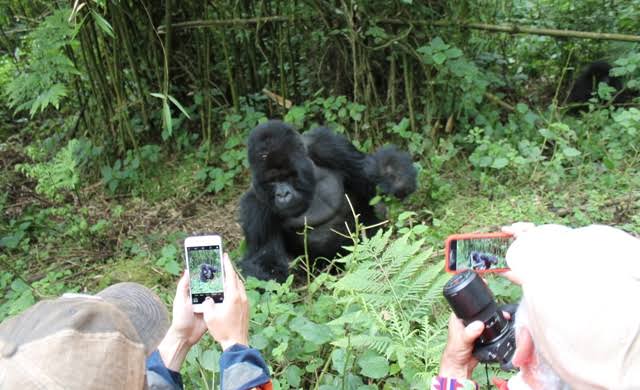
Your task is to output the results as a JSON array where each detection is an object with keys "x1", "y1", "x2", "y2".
[
  {"x1": 378, "y1": 19, "x2": 640, "y2": 43},
  {"x1": 157, "y1": 16, "x2": 293, "y2": 34}
]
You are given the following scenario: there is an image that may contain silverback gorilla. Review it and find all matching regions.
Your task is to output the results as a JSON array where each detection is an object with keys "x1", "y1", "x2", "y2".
[{"x1": 238, "y1": 120, "x2": 417, "y2": 282}]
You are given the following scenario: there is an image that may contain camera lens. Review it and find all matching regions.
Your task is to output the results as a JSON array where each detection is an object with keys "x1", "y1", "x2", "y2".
[{"x1": 443, "y1": 270, "x2": 508, "y2": 345}]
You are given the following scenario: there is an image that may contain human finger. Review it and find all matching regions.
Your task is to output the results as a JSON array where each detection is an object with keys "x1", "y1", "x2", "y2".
[
  {"x1": 500, "y1": 270, "x2": 522, "y2": 285},
  {"x1": 463, "y1": 321, "x2": 484, "y2": 344},
  {"x1": 222, "y1": 253, "x2": 242, "y2": 300},
  {"x1": 501, "y1": 222, "x2": 535, "y2": 237},
  {"x1": 223, "y1": 253, "x2": 238, "y2": 289},
  {"x1": 176, "y1": 270, "x2": 190, "y2": 301},
  {"x1": 201, "y1": 296, "x2": 217, "y2": 322},
  {"x1": 236, "y1": 273, "x2": 248, "y2": 303}
]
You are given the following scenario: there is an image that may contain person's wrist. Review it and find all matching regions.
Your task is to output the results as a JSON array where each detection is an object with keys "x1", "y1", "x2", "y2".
[
  {"x1": 158, "y1": 327, "x2": 192, "y2": 371},
  {"x1": 439, "y1": 352, "x2": 471, "y2": 379},
  {"x1": 219, "y1": 338, "x2": 249, "y2": 351}
]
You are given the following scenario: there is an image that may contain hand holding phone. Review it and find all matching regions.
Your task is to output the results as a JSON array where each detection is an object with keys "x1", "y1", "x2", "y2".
[
  {"x1": 445, "y1": 232, "x2": 514, "y2": 274},
  {"x1": 201, "y1": 253, "x2": 250, "y2": 350},
  {"x1": 184, "y1": 234, "x2": 225, "y2": 312}
]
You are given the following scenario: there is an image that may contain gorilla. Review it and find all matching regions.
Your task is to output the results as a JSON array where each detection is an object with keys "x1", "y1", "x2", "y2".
[
  {"x1": 566, "y1": 61, "x2": 637, "y2": 112},
  {"x1": 238, "y1": 120, "x2": 417, "y2": 282},
  {"x1": 199, "y1": 263, "x2": 218, "y2": 282},
  {"x1": 469, "y1": 251, "x2": 498, "y2": 271}
]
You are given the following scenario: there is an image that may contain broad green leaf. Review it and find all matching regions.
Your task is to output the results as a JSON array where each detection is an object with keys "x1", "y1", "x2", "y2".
[
  {"x1": 516, "y1": 103, "x2": 529, "y2": 113},
  {"x1": 161, "y1": 244, "x2": 177, "y2": 258},
  {"x1": 91, "y1": 10, "x2": 114, "y2": 38},
  {"x1": 357, "y1": 352, "x2": 389, "y2": 379},
  {"x1": 285, "y1": 365, "x2": 303, "y2": 387},
  {"x1": 562, "y1": 147, "x2": 581, "y2": 158},
  {"x1": 491, "y1": 157, "x2": 509, "y2": 169},
  {"x1": 199, "y1": 349, "x2": 220, "y2": 372},
  {"x1": 162, "y1": 101, "x2": 172, "y2": 140},
  {"x1": 433, "y1": 52, "x2": 447, "y2": 65},
  {"x1": 167, "y1": 94, "x2": 192, "y2": 119},
  {"x1": 290, "y1": 316, "x2": 333, "y2": 345}
]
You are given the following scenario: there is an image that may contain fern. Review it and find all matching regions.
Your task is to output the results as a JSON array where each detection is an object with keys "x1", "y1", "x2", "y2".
[
  {"x1": 4, "y1": 8, "x2": 79, "y2": 116},
  {"x1": 16, "y1": 139, "x2": 83, "y2": 201},
  {"x1": 332, "y1": 225, "x2": 449, "y2": 383}
]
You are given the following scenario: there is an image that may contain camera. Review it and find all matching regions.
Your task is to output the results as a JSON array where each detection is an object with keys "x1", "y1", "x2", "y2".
[{"x1": 443, "y1": 270, "x2": 516, "y2": 371}]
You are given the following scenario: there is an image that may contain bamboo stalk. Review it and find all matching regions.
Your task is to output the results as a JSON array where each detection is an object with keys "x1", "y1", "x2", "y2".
[
  {"x1": 378, "y1": 19, "x2": 640, "y2": 43},
  {"x1": 220, "y1": 30, "x2": 239, "y2": 113},
  {"x1": 402, "y1": 53, "x2": 416, "y2": 133},
  {"x1": 157, "y1": 16, "x2": 293, "y2": 33},
  {"x1": 113, "y1": 3, "x2": 150, "y2": 132}
]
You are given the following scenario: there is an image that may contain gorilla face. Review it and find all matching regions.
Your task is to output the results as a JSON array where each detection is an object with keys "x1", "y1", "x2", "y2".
[
  {"x1": 366, "y1": 146, "x2": 417, "y2": 200},
  {"x1": 248, "y1": 121, "x2": 316, "y2": 217}
]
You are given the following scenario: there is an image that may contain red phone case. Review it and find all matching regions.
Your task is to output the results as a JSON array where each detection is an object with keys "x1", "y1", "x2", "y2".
[{"x1": 444, "y1": 232, "x2": 514, "y2": 274}]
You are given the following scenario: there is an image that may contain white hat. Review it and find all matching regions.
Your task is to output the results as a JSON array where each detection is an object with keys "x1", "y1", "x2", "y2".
[{"x1": 506, "y1": 224, "x2": 640, "y2": 389}]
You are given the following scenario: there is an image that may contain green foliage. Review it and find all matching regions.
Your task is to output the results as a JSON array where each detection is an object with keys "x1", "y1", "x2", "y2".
[
  {"x1": 196, "y1": 106, "x2": 266, "y2": 194},
  {"x1": 156, "y1": 244, "x2": 181, "y2": 276},
  {"x1": 0, "y1": 278, "x2": 35, "y2": 321},
  {"x1": 150, "y1": 93, "x2": 192, "y2": 141},
  {"x1": 3, "y1": 1, "x2": 640, "y2": 388},
  {"x1": 285, "y1": 96, "x2": 367, "y2": 135},
  {"x1": 332, "y1": 228, "x2": 450, "y2": 387},
  {"x1": 417, "y1": 37, "x2": 489, "y2": 121},
  {"x1": 16, "y1": 139, "x2": 92, "y2": 201},
  {"x1": 101, "y1": 145, "x2": 161, "y2": 194},
  {"x1": 4, "y1": 8, "x2": 80, "y2": 116}
]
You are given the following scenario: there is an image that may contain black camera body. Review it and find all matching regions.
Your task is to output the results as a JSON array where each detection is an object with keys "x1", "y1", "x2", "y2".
[{"x1": 443, "y1": 270, "x2": 517, "y2": 371}]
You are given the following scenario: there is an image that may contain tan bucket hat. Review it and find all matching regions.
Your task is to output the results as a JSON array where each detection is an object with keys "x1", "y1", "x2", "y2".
[
  {"x1": 0, "y1": 282, "x2": 169, "y2": 389},
  {"x1": 506, "y1": 224, "x2": 640, "y2": 389}
]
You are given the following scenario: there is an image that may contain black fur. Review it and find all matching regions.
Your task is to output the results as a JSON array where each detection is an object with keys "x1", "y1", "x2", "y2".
[
  {"x1": 199, "y1": 263, "x2": 218, "y2": 282},
  {"x1": 566, "y1": 61, "x2": 636, "y2": 112},
  {"x1": 238, "y1": 120, "x2": 417, "y2": 282}
]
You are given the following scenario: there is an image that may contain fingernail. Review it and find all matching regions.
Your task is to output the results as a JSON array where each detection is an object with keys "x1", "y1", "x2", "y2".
[
  {"x1": 205, "y1": 297, "x2": 213, "y2": 302},
  {"x1": 469, "y1": 321, "x2": 483, "y2": 332}
]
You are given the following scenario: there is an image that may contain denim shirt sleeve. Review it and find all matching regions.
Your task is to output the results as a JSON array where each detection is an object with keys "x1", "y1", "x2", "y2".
[
  {"x1": 146, "y1": 350, "x2": 184, "y2": 390},
  {"x1": 219, "y1": 344, "x2": 272, "y2": 390}
]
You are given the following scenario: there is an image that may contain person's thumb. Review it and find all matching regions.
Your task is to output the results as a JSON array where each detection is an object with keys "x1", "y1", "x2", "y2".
[
  {"x1": 201, "y1": 297, "x2": 217, "y2": 323},
  {"x1": 464, "y1": 321, "x2": 484, "y2": 343}
]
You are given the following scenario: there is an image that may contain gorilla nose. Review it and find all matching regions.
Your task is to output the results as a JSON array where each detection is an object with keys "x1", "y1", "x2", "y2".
[{"x1": 276, "y1": 189, "x2": 292, "y2": 205}]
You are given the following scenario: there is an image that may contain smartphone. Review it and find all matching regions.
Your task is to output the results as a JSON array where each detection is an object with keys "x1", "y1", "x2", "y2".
[
  {"x1": 445, "y1": 232, "x2": 514, "y2": 274},
  {"x1": 184, "y1": 234, "x2": 225, "y2": 312}
]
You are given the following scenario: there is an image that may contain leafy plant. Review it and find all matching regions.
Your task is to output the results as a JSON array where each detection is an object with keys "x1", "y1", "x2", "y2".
[
  {"x1": 196, "y1": 106, "x2": 266, "y2": 194},
  {"x1": 285, "y1": 96, "x2": 367, "y2": 134},
  {"x1": 332, "y1": 228, "x2": 450, "y2": 387},
  {"x1": 4, "y1": 8, "x2": 80, "y2": 116},
  {"x1": 101, "y1": 145, "x2": 161, "y2": 194},
  {"x1": 16, "y1": 139, "x2": 88, "y2": 201},
  {"x1": 156, "y1": 244, "x2": 181, "y2": 276}
]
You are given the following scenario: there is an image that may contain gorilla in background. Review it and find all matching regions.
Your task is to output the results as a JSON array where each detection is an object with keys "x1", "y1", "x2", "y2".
[
  {"x1": 238, "y1": 120, "x2": 417, "y2": 282},
  {"x1": 566, "y1": 61, "x2": 637, "y2": 113}
]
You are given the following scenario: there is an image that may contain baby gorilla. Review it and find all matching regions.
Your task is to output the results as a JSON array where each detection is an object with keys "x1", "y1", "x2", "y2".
[
  {"x1": 566, "y1": 60, "x2": 638, "y2": 113},
  {"x1": 199, "y1": 263, "x2": 218, "y2": 282}
]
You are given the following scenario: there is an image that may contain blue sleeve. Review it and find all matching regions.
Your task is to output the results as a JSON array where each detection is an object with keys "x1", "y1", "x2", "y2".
[
  {"x1": 219, "y1": 344, "x2": 271, "y2": 390},
  {"x1": 146, "y1": 350, "x2": 184, "y2": 390}
]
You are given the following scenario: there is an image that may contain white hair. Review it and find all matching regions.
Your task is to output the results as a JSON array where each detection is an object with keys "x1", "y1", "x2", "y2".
[{"x1": 514, "y1": 299, "x2": 571, "y2": 390}]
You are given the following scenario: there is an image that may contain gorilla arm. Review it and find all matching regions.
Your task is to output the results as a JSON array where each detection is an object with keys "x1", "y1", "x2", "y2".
[
  {"x1": 302, "y1": 127, "x2": 375, "y2": 196},
  {"x1": 238, "y1": 191, "x2": 291, "y2": 282},
  {"x1": 283, "y1": 166, "x2": 344, "y2": 229},
  {"x1": 303, "y1": 127, "x2": 417, "y2": 200}
]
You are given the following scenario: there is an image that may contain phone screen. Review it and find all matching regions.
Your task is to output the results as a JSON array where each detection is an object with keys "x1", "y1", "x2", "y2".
[
  {"x1": 447, "y1": 236, "x2": 514, "y2": 273},
  {"x1": 186, "y1": 245, "x2": 224, "y2": 303}
]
